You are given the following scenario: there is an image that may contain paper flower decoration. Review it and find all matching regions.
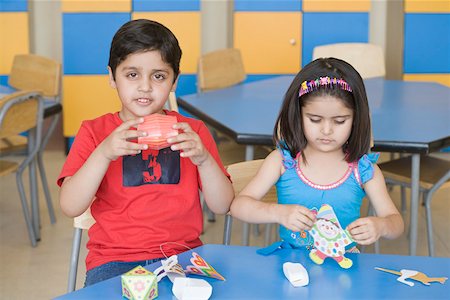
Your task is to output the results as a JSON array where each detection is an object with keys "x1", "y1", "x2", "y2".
[
  {"x1": 138, "y1": 114, "x2": 178, "y2": 150},
  {"x1": 308, "y1": 204, "x2": 354, "y2": 269}
]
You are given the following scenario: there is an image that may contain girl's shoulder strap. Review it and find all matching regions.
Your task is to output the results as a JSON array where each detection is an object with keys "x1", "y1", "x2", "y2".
[
  {"x1": 353, "y1": 152, "x2": 380, "y2": 187},
  {"x1": 276, "y1": 143, "x2": 297, "y2": 170}
]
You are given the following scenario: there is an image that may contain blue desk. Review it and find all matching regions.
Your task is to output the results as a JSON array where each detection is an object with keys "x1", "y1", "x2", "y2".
[
  {"x1": 54, "y1": 244, "x2": 449, "y2": 299},
  {"x1": 178, "y1": 77, "x2": 450, "y2": 255}
]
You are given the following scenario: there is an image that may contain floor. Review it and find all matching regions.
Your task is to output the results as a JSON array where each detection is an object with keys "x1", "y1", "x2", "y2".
[{"x1": 0, "y1": 127, "x2": 449, "y2": 299}]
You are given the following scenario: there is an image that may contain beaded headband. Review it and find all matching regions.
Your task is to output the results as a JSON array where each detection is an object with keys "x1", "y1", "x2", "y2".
[{"x1": 299, "y1": 76, "x2": 352, "y2": 97}]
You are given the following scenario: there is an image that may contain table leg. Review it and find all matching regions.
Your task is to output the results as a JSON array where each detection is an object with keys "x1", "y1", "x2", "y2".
[
  {"x1": 245, "y1": 145, "x2": 254, "y2": 161},
  {"x1": 409, "y1": 154, "x2": 420, "y2": 255},
  {"x1": 243, "y1": 145, "x2": 255, "y2": 245}
]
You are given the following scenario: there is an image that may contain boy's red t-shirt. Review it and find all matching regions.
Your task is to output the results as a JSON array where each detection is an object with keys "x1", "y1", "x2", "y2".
[{"x1": 58, "y1": 111, "x2": 229, "y2": 271}]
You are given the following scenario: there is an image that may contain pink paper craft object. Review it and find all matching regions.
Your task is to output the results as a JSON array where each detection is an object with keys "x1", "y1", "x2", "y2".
[{"x1": 137, "y1": 114, "x2": 178, "y2": 150}]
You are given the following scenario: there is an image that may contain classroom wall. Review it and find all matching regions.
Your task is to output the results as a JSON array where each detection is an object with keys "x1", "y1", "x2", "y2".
[
  {"x1": 402, "y1": 0, "x2": 450, "y2": 86},
  {"x1": 0, "y1": 0, "x2": 29, "y2": 85},
  {"x1": 0, "y1": 0, "x2": 448, "y2": 141}
]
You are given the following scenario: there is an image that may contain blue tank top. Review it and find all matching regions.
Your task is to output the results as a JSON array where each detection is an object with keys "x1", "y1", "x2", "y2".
[{"x1": 276, "y1": 147, "x2": 379, "y2": 249}]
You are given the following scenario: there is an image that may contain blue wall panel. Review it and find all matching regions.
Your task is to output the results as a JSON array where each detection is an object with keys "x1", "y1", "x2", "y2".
[
  {"x1": 234, "y1": 0, "x2": 301, "y2": 12},
  {"x1": 404, "y1": 13, "x2": 450, "y2": 73},
  {"x1": 0, "y1": 0, "x2": 27, "y2": 12},
  {"x1": 302, "y1": 12, "x2": 369, "y2": 66},
  {"x1": 63, "y1": 13, "x2": 131, "y2": 75},
  {"x1": 176, "y1": 74, "x2": 197, "y2": 96},
  {"x1": 0, "y1": 75, "x2": 8, "y2": 86},
  {"x1": 133, "y1": 0, "x2": 199, "y2": 11}
]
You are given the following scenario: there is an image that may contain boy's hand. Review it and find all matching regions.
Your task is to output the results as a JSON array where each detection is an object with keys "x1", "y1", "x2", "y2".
[
  {"x1": 99, "y1": 118, "x2": 148, "y2": 161},
  {"x1": 347, "y1": 216, "x2": 382, "y2": 245},
  {"x1": 277, "y1": 204, "x2": 316, "y2": 232},
  {"x1": 167, "y1": 122, "x2": 209, "y2": 166}
]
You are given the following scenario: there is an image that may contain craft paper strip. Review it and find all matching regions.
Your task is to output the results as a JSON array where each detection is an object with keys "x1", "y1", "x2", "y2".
[
  {"x1": 137, "y1": 114, "x2": 178, "y2": 150},
  {"x1": 185, "y1": 252, "x2": 225, "y2": 281}
]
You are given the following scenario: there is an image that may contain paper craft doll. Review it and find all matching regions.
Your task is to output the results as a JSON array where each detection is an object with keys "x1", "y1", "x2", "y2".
[
  {"x1": 308, "y1": 204, "x2": 354, "y2": 269},
  {"x1": 375, "y1": 267, "x2": 448, "y2": 287},
  {"x1": 137, "y1": 114, "x2": 178, "y2": 149}
]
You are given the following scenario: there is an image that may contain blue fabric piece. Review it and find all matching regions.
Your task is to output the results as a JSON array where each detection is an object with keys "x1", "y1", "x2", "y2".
[
  {"x1": 359, "y1": 152, "x2": 379, "y2": 184},
  {"x1": 256, "y1": 241, "x2": 293, "y2": 256}
]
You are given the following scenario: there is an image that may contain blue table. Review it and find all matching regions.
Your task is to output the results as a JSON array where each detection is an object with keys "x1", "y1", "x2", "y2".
[
  {"x1": 54, "y1": 244, "x2": 449, "y2": 299},
  {"x1": 0, "y1": 84, "x2": 62, "y2": 241},
  {"x1": 178, "y1": 77, "x2": 450, "y2": 255}
]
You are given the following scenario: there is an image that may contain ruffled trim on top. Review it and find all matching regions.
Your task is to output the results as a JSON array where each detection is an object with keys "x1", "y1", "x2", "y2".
[
  {"x1": 277, "y1": 145, "x2": 297, "y2": 170},
  {"x1": 357, "y1": 153, "x2": 380, "y2": 184}
]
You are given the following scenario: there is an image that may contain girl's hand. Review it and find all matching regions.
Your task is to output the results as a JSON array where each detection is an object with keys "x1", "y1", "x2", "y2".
[
  {"x1": 347, "y1": 216, "x2": 383, "y2": 245},
  {"x1": 98, "y1": 118, "x2": 148, "y2": 161},
  {"x1": 277, "y1": 204, "x2": 316, "y2": 232},
  {"x1": 168, "y1": 122, "x2": 209, "y2": 166}
]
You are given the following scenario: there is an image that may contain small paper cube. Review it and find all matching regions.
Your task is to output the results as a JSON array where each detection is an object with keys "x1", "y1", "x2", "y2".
[
  {"x1": 121, "y1": 265, "x2": 158, "y2": 300},
  {"x1": 137, "y1": 114, "x2": 178, "y2": 150}
]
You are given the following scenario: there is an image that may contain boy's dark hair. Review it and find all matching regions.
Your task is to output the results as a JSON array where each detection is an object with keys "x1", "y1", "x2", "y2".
[
  {"x1": 108, "y1": 19, "x2": 182, "y2": 82},
  {"x1": 273, "y1": 57, "x2": 371, "y2": 163}
]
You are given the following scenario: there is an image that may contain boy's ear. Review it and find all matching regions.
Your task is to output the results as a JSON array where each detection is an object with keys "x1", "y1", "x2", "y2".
[{"x1": 107, "y1": 66, "x2": 117, "y2": 89}]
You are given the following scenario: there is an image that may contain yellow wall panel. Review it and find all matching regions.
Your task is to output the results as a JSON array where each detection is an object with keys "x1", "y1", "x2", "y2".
[
  {"x1": 132, "y1": 12, "x2": 200, "y2": 74},
  {"x1": 403, "y1": 74, "x2": 450, "y2": 87},
  {"x1": 303, "y1": 0, "x2": 370, "y2": 12},
  {"x1": 0, "y1": 12, "x2": 29, "y2": 74},
  {"x1": 234, "y1": 12, "x2": 301, "y2": 74},
  {"x1": 405, "y1": 0, "x2": 450, "y2": 13},
  {"x1": 63, "y1": 75, "x2": 121, "y2": 136},
  {"x1": 61, "y1": 0, "x2": 131, "y2": 12}
]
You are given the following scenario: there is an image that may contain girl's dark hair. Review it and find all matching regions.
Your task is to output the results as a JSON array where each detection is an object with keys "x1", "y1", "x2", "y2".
[
  {"x1": 273, "y1": 57, "x2": 371, "y2": 163},
  {"x1": 108, "y1": 19, "x2": 182, "y2": 82}
]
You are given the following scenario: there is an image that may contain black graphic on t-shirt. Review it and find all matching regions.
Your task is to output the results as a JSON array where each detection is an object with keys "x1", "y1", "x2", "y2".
[{"x1": 123, "y1": 147, "x2": 180, "y2": 186}]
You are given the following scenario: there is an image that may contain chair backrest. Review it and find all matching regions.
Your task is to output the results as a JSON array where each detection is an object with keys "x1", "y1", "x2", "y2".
[
  {"x1": 312, "y1": 43, "x2": 385, "y2": 79},
  {"x1": 8, "y1": 54, "x2": 61, "y2": 99},
  {"x1": 197, "y1": 48, "x2": 246, "y2": 92},
  {"x1": 165, "y1": 91, "x2": 179, "y2": 112},
  {"x1": 227, "y1": 159, "x2": 277, "y2": 202},
  {"x1": 73, "y1": 206, "x2": 96, "y2": 230},
  {"x1": 0, "y1": 90, "x2": 43, "y2": 139}
]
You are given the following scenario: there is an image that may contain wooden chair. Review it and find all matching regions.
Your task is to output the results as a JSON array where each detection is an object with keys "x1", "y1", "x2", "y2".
[
  {"x1": 197, "y1": 48, "x2": 246, "y2": 92},
  {"x1": 2, "y1": 54, "x2": 62, "y2": 226},
  {"x1": 67, "y1": 207, "x2": 96, "y2": 292},
  {"x1": 223, "y1": 159, "x2": 278, "y2": 246},
  {"x1": 164, "y1": 91, "x2": 178, "y2": 112},
  {"x1": 0, "y1": 91, "x2": 44, "y2": 247},
  {"x1": 378, "y1": 155, "x2": 450, "y2": 256},
  {"x1": 312, "y1": 43, "x2": 385, "y2": 79}
]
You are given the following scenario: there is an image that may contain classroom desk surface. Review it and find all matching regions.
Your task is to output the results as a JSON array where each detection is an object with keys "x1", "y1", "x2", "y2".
[
  {"x1": 178, "y1": 77, "x2": 450, "y2": 154},
  {"x1": 178, "y1": 77, "x2": 450, "y2": 255},
  {"x1": 55, "y1": 244, "x2": 449, "y2": 300}
]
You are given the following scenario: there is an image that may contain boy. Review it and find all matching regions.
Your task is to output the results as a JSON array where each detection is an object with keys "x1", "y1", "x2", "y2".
[{"x1": 58, "y1": 19, "x2": 234, "y2": 286}]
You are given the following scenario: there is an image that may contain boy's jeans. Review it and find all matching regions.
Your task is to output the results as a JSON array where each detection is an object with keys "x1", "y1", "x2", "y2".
[{"x1": 84, "y1": 258, "x2": 163, "y2": 287}]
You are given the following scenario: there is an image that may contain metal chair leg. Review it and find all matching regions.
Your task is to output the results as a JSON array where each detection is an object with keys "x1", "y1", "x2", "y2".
[
  {"x1": 242, "y1": 223, "x2": 250, "y2": 246},
  {"x1": 423, "y1": 170, "x2": 450, "y2": 257},
  {"x1": 37, "y1": 113, "x2": 60, "y2": 224},
  {"x1": 223, "y1": 214, "x2": 233, "y2": 245},
  {"x1": 68, "y1": 228, "x2": 83, "y2": 292},
  {"x1": 16, "y1": 169, "x2": 37, "y2": 247}
]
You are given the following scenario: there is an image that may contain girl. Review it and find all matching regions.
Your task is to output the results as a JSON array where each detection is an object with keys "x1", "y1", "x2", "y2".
[{"x1": 230, "y1": 58, "x2": 404, "y2": 262}]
